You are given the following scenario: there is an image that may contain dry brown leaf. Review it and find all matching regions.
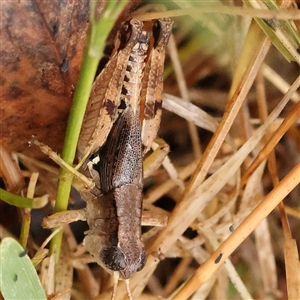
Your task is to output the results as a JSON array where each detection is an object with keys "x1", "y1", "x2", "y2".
[{"x1": 1, "y1": 1, "x2": 92, "y2": 158}]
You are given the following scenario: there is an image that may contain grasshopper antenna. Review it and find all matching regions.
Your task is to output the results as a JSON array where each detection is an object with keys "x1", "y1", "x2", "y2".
[
  {"x1": 111, "y1": 272, "x2": 119, "y2": 300},
  {"x1": 125, "y1": 279, "x2": 133, "y2": 300}
]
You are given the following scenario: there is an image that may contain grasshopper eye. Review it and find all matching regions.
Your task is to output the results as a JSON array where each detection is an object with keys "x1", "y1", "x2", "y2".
[
  {"x1": 100, "y1": 247, "x2": 126, "y2": 271},
  {"x1": 136, "y1": 250, "x2": 147, "y2": 272}
]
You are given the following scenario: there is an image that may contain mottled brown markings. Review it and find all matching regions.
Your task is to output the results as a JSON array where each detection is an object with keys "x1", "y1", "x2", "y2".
[
  {"x1": 140, "y1": 18, "x2": 173, "y2": 153},
  {"x1": 121, "y1": 86, "x2": 128, "y2": 96},
  {"x1": 6, "y1": 7, "x2": 15, "y2": 19},
  {"x1": 0, "y1": 76, "x2": 6, "y2": 86},
  {"x1": 119, "y1": 24, "x2": 152, "y2": 113},
  {"x1": 60, "y1": 58, "x2": 69, "y2": 73},
  {"x1": 154, "y1": 100, "x2": 163, "y2": 115},
  {"x1": 0, "y1": 49, "x2": 19, "y2": 67},
  {"x1": 129, "y1": 55, "x2": 135, "y2": 62},
  {"x1": 25, "y1": 1, "x2": 38, "y2": 13},
  {"x1": 81, "y1": 19, "x2": 171, "y2": 284},
  {"x1": 104, "y1": 99, "x2": 116, "y2": 117},
  {"x1": 78, "y1": 18, "x2": 173, "y2": 293},
  {"x1": 9, "y1": 62, "x2": 20, "y2": 72},
  {"x1": 1, "y1": 1, "x2": 93, "y2": 158},
  {"x1": 143, "y1": 97, "x2": 163, "y2": 120},
  {"x1": 97, "y1": 107, "x2": 143, "y2": 192},
  {"x1": 6, "y1": 83, "x2": 24, "y2": 99},
  {"x1": 52, "y1": 22, "x2": 59, "y2": 38},
  {"x1": 77, "y1": 19, "x2": 150, "y2": 158},
  {"x1": 40, "y1": 63, "x2": 65, "y2": 94},
  {"x1": 84, "y1": 107, "x2": 146, "y2": 279},
  {"x1": 119, "y1": 100, "x2": 126, "y2": 110}
]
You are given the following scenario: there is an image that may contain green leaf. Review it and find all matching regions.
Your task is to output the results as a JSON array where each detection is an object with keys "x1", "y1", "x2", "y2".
[
  {"x1": 0, "y1": 238, "x2": 47, "y2": 299},
  {"x1": 0, "y1": 188, "x2": 47, "y2": 208}
]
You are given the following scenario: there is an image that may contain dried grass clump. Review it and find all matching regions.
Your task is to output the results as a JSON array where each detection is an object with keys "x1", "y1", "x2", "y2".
[{"x1": 1, "y1": 1, "x2": 299, "y2": 300}]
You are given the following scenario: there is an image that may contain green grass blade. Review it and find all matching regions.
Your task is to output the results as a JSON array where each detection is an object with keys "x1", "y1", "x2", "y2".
[
  {"x1": 0, "y1": 238, "x2": 47, "y2": 300},
  {"x1": 0, "y1": 188, "x2": 47, "y2": 208}
]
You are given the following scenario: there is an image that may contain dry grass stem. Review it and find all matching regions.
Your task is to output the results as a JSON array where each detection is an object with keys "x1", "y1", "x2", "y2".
[
  {"x1": 168, "y1": 34, "x2": 202, "y2": 158},
  {"x1": 174, "y1": 162, "x2": 300, "y2": 298}
]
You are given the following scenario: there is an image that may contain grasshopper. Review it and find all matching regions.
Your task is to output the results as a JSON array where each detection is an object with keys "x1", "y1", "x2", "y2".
[{"x1": 40, "y1": 17, "x2": 173, "y2": 299}]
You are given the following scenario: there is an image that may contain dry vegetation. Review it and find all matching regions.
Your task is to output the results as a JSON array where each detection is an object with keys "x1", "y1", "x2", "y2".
[{"x1": 0, "y1": 1, "x2": 299, "y2": 300}]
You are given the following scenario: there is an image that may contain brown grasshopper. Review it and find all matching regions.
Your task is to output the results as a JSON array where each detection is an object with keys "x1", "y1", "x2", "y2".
[{"x1": 41, "y1": 17, "x2": 173, "y2": 299}]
